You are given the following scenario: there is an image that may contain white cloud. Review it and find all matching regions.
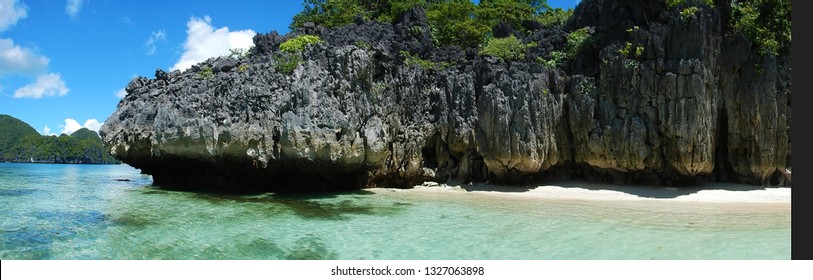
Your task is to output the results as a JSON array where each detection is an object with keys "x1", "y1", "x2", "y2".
[
  {"x1": 60, "y1": 118, "x2": 102, "y2": 134},
  {"x1": 83, "y1": 119, "x2": 102, "y2": 132},
  {"x1": 170, "y1": 15, "x2": 255, "y2": 71},
  {"x1": 145, "y1": 29, "x2": 166, "y2": 55},
  {"x1": 65, "y1": 0, "x2": 84, "y2": 19},
  {"x1": 115, "y1": 87, "x2": 126, "y2": 98},
  {"x1": 0, "y1": 0, "x2": 28, "y2": 32},
  {"x1": 41, "y1": 125, "x2": 56, "y2": 136},
  {"x1": 61, "y1": 119, "x2": 81, "y2": 134},
  {"x1": 0, "y1": 38, "x2": 49, "y2": 75},
  {"x1": 13, "y1": 72, "x2": 69, "y2": 98}
]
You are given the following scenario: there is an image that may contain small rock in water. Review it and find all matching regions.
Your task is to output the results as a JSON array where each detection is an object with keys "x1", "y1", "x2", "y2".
[
  {"x1": 418, "y1": 181, "x2": 466, "y2": 192},
  {"x1": 114, "y1": 178, "x2": 131, "y2": 182},
  {"x1": 421, "y1": 181, "x2": 440, "y2": 187}
]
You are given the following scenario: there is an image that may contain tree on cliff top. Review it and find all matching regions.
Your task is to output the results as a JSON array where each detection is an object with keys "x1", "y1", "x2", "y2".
[
  {"x1": 426, "y1": 0, "x2": 489, "y2": 48},
  {"x1": 290, "y1": 0, "x2": 430, "y2": 29},
  {"x1": 476, "y1": 0, "x2": 550, "y2": 33},
  {"x1": 289, "y1": 0, "x2": 553, "y2": 49},
  {"x1": 730, "y1": 0, "x2": 791, "y2": 57}
]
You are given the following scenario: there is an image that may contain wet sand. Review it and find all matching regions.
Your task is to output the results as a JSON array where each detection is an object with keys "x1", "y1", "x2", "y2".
[{"x1": 372, "y1": 180, "x2": 791, "y2": 204}]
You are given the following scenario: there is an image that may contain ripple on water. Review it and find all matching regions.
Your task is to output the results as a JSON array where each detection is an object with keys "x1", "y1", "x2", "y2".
[
  {"x1": 1, "y1": 210, "x2": 112, "y2": 259},
  {"x1": 1, "y1": 228, "x2": 57, "y2": 259},
  {"x1": 234, "y1": 238, "x2": 285, "y2": 259},
  {"x1": 33, "y1": 210, "x2": 109, "y2": 227},
  {"x1": 0, "y1": 189, "x2": 38, "y2": 197},
  {"x1": 285, "y1": 235, "x2": 337, "y2": 260},
  {"x1": 178, "y1": 191, "x2": 411, "y2": 220}
]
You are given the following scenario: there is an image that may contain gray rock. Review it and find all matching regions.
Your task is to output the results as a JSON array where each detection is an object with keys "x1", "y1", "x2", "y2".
[
  {"x1": 213, "y1": 59, "x2": 236, "y2": 72},
  {"x1": 100, "y1": 0, "x2": 791, "y2": 192}
]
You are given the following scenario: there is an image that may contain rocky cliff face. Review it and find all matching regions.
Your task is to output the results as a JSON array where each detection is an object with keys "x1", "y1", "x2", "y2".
[{"x1": 100, "y1": 0, "x2": 791, "y2": 193}]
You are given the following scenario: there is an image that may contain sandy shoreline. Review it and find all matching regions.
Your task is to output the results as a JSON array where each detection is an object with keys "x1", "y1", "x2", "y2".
[{"x1": 371, "y1": 180, "x2": 791, "y2": 204}]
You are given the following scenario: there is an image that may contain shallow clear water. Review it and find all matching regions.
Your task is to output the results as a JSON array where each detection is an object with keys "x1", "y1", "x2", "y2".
[{"x1": 0, "y1": 163, "x2": 790, "y2": 259}]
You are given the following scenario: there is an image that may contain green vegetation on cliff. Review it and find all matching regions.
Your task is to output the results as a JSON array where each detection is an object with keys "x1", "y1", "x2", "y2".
[
  {"x1": 291, "y1": 0, "x2": 556, "y2": 49},
  {"x1": 730, "y1": 0, "x2": 791, "y2": 56},
  {"x1": 0, "y1": 115, "x2": 119, "y2": 164},
  {"x1": 401, "y1": 50, "x2": 453, "y2": 70},
  {"x1": 536, "y1": 7, "x2": 573, "y2": 28},
  {"x1": 479, "y1": 35, "x2": 537, "y2": 61},
  {"x1": 565, "y1": 26, "x2": 592, "y2": 60},
  {"x1": 274, "y1": 34, "x2": 324, "y2": 75},
  {"x1": 477, "y1": 0, "x2": 548, "y2": 32},
  {"x1": 291, "y1": 0, "x2": 439, "y2": 28},
  {"x1": 663, "y1": 0, "x2": 790, "y2": 57},
  {"x1": 280, "y1": 34, "x2": 324, "y2": 53},
  {"x1": 290, "y1": 0, "x2": 789, "y2": 60},
  {"x1": 666, "y1": 0, "x2": 714, "y2": 9},
  {"x1": 426, "y1": 0, "x2": 489, "y2": 49}
]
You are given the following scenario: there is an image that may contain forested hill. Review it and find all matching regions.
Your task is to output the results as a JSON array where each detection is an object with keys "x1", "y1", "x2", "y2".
[
  {"x1": 0, "y1": 114, "x2": 39, "y2": 155},
  {"x1": 0, "y1": 115, "x2": 120, "y2": 164}
]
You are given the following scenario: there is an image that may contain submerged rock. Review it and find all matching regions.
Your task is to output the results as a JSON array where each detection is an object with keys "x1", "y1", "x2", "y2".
[{"x1": 100, "y1": 1, "x2": 790, "y2": 193}]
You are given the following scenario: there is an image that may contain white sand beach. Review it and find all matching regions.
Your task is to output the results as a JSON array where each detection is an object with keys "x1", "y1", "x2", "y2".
[{"x1": 375, "y1": 180, "x2": 791, "y2": 204}]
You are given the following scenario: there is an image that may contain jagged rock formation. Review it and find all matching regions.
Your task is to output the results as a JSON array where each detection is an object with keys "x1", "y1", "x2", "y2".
[{"x1": 100, "y1": 0, "x2": 791, "y2": 193}]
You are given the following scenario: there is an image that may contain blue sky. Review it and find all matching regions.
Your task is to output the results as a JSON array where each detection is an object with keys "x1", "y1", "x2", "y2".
[{"x1": 0, "y1": 0, "x2": 579, "y2": 136}]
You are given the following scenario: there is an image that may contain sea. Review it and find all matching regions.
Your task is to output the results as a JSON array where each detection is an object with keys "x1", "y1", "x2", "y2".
[{"x1": 0, "y1": 163, "x2": 790, "y2": 260}]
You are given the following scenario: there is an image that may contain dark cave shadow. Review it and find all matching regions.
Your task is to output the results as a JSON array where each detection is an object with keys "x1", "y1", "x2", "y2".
[
  {"x1": 459, "y1": 183, "x2": 536, "y2": 193},
  {"x1": 136, "y1": 187, "x2": 399, "y2": 220},
  {"x1": 461, "y1": 180, "x2": 777, "y2": 199}
]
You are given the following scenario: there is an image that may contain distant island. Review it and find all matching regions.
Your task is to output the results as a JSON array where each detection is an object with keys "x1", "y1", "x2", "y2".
[{"x1": 0, "y1": 114, "x2": 119, "y2": 164}]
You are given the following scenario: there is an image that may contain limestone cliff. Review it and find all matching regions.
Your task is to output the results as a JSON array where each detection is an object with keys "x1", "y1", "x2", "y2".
[{"x1": 100, "y1": 0, "x2": 791, "y2": 192}]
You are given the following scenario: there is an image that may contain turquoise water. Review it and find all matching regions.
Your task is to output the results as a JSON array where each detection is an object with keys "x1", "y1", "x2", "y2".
[{"x1": 0, "y1": 163, "x2": 790, "y2": 259}]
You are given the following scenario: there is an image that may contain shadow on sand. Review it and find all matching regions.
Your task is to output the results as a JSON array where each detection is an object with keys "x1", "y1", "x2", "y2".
[{"x1": 460, "y1": 180, "x2": 773, "y2": 199}]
